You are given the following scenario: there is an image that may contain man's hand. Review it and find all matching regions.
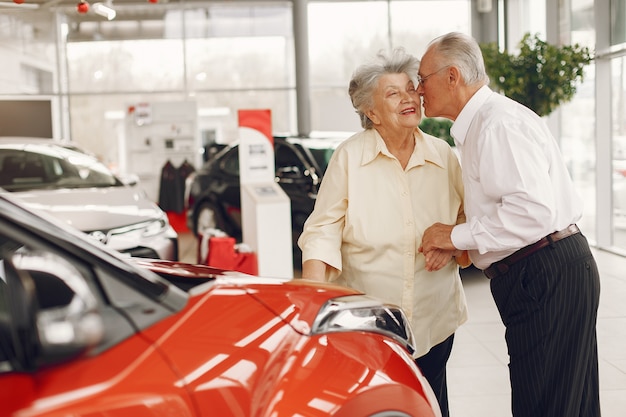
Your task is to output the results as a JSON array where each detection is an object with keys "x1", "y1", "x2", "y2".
[
  {"x1": 419, "y1": 223, "x2": 456, "y2": 271},
  {"x1": 420, "y1": 222, "x2": 456, "y2": 252}
]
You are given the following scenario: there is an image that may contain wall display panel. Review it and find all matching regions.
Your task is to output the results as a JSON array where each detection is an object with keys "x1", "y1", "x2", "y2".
[
  {"x1": 0, "y1": 100, "x2": 53, "y2": 138},
  {"x1": 67, "y1": 92, "x2": 189, "y2": 171}
]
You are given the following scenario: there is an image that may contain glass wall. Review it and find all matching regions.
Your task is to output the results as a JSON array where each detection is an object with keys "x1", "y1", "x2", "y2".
[
  {"x1": 308, "y1": 1, "x2": 470, "y2": 132},
  {"x1": 8, "y1": 0, "x2": 623, "y2": 256},
  {"x1": 612, "y1": 56, "x2": 626, "y2": 247},
  {"x1": 62, "y1": 0, "x2": 472, "y2": 170},
  {"x1": 0, "y1": 11, "x2": 58, "y2": 95},
  {"x1": 64, "y1": 2, "x2": 295, "y2": 168},
  {"x1": 559, "y1": 0, "x2": 596, "y2": 243},
  {"x1": 611, "y1": 0, "x2": 626, "y2": 249}
]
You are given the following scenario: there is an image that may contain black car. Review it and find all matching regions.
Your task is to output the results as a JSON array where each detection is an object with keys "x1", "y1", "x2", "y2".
[{"x1": 185, "y1": 133, "x2": 350, "y2": 265}]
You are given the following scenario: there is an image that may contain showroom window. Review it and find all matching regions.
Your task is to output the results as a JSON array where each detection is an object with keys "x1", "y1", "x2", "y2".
[
  {"x1": 612, "y1": 55, "x2": 626, "y2": 248},
  {"x1": 611, "y1": 0, "x2": 626, "y2": 45},
  {"x1": 0, "y1": 12, "x2": 57, "y2": 95},
  {"x1": 558, "y1": 0, "x2": 597, "y2": 243},
  {"x1": 66, "y1": 40, "x2": 186, "y2": 93},
  {"x1": 63, "y1": 0, "x2": 473, "y2": 172},
  {"x1": 64, "y1": 2, "x2": 294, "y2": 170},
  {"x1": 308, "y1": 0, "x2": 470, "y2": 132}
]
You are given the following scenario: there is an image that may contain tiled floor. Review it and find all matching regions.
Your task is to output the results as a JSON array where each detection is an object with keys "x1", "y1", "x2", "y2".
[{"x1": 178, "y1": 232, "x2": 626, "y2": 416}]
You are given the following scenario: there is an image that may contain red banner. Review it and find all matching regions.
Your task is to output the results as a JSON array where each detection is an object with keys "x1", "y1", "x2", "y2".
[{"x1": 237, "y1": 109, "x2": 273, "y2": 144}]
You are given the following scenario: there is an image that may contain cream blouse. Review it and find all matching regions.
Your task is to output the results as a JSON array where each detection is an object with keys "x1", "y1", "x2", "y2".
[{"x1": 298, "y1": 128, "x2": 468, "y2": 357}]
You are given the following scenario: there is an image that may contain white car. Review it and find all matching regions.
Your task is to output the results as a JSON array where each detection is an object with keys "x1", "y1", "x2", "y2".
[{"x1": 0, "y1": 137, "x2": 178, "y2": 260}]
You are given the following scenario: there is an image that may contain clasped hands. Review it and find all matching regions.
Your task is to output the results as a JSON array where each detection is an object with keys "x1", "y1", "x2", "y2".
[{"x1": 419, "y1": 222, "x2": 457, "y2": 272}]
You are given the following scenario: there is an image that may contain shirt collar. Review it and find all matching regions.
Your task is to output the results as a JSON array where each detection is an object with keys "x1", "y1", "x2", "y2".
[
  {"x1": 450, "y1": 85, "x2": 493, "y2": 146},
  {"x1": 360, "y1": 128, "x2": 445, "y2": 169}
]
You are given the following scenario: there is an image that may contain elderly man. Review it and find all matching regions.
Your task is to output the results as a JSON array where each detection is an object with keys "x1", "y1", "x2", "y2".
[{"x1": 418, "y1": 32, "x2": 601, "y2": 417}]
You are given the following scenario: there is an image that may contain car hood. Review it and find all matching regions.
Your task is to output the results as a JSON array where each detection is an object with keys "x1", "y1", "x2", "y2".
[
  {"x1": 12, "y1": 186, "x2": 164, "y2": 231},
  {"x1": 132, "y1": 258, "x2": 361, "y2": 332}
]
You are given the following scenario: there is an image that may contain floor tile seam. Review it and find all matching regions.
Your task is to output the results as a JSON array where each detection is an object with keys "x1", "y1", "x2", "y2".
[
  {"x1": 599, "y1": 359, "x2": 626, "y2": 375},
  {"x1": 597, "y1": 315, "x2": 626, "y2": 320}
]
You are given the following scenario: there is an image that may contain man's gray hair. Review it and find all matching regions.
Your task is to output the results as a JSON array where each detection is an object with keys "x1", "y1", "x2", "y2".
[
  {"x1": 349, "y1": 47, "x2": 420, "y2": 129},
  {"x1": 427, "y1": 32, "x2": 490, "y2": 87}
]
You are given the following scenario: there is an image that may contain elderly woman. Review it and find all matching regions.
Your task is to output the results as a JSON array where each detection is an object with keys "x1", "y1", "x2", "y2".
[{"x1": 297, "y1": 48, "x2": 468, "y2": 417}]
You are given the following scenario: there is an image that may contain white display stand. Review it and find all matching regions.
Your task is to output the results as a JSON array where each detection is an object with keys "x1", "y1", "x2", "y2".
[
  {"x1": 238, "y1": 125, "x2": 293, "y2": 278},
  {"x1": 123, "y1": 101, "x2": 200, "y2": 202}
]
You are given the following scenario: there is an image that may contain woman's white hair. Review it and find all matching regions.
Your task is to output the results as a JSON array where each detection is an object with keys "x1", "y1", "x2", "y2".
[{"x1": 349, "y1": 47, "x2": 420, "y2": 129}]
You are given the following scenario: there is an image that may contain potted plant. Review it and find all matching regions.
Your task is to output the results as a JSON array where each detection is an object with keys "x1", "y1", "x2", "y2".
[
  {"x1": 419, "y1": 117, "x2": 454, "y2": 147},
  {"x1": 479, "y1": 33, "x2": 593, "y2": 117}
]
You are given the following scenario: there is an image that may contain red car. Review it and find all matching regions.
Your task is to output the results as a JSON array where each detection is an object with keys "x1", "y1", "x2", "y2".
[{"x1": 0, "y1": 192, "x2": 440, "y2": 417}]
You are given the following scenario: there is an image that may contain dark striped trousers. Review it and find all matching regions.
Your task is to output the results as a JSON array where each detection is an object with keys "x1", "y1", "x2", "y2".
[{"x1": 489, "y1": 232, "x2": 601, "y2": 417}]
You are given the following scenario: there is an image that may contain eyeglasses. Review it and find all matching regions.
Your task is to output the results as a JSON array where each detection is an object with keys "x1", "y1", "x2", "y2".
[{"x1": 417, "y1": 65, "x2": 451, "y2": 86}]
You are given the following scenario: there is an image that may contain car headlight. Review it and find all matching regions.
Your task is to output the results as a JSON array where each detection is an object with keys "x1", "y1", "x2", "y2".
[
  {"x1": 107, "y1": 217, "x2": 168, "y2": 240},
  {"x1": 141, "y1": 217, "x2": 169, "y2": 237},
  {"x1": 311, "y1": 294, "x2": 416, "y2": 355}
]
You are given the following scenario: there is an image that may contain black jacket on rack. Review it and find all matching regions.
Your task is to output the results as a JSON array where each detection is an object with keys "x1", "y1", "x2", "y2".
[{"x1": 158, "y1": 159, "x2": 195, "y2": 213}]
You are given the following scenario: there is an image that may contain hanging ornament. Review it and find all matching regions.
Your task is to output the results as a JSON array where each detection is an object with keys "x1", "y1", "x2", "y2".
[{"x1": 77, "y1": 0, "x2": 89, "y2": 13}]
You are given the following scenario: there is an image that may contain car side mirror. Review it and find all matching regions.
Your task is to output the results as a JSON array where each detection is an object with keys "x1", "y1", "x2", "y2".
[{"x1": 7, "y1": 251, "x2": 104, "y2": 368}]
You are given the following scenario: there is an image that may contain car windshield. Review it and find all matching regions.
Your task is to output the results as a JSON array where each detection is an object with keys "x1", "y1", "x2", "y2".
[{"x1": 0, "y1": 144, "x2": 121, "y2": 192}]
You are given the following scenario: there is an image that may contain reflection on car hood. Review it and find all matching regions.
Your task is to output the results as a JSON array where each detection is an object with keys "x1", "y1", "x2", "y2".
[
  {"x1": 131, "y1": 258, "x2": 362, "y2": 332},
  {"x1": 12, "y1": 186, "x2": 163, "y2": 231}
]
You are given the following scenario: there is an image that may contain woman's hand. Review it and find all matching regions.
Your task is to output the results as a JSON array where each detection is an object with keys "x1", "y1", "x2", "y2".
[{"x1": 422, "y1": 248, "x2": 454, "y2": 271}]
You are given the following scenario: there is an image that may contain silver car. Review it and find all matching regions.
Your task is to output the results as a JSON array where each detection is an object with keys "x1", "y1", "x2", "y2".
[{"x1": 0, "y1": 137, "x2": 178, "y2": 260}]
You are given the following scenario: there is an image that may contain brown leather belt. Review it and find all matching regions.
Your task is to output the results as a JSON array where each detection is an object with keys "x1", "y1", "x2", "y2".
[{"x1": 483, "y1": 224, "x2": 580, "y2": 280}]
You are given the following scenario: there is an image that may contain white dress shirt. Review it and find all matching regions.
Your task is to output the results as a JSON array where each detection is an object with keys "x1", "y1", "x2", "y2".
[
  {"x1": 450, "y1": 86, "x2": 584, "y2": 270},
  {"x1": 298, "y1": 128, "x2": 468, "y2": 357}
]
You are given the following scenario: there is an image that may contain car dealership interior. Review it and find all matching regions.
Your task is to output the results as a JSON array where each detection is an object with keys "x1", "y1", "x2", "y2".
[{"x1": 1, "y1": 0, "x2": 626, "y2": 416}]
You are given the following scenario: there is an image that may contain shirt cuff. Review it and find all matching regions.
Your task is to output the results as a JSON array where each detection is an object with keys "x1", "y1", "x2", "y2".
[{"x1": 451, "y1": 222, "x2": 475, "y2": 251}]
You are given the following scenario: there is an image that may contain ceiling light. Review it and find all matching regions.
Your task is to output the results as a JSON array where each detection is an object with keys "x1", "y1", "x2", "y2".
[{"x1": 93, "y1": 2, "x2": 116, "y2": 20}]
